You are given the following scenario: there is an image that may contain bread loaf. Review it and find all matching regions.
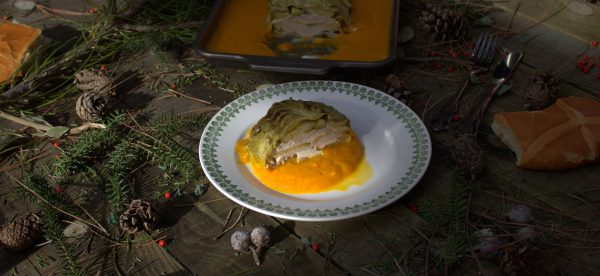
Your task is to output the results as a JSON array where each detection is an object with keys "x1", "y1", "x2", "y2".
[
  {"x1": 0, "y1": 20, "x2": 41, "y2": 83},
  {"x1": 491, "y1": 96, "x2": 600, "y2": 170}
]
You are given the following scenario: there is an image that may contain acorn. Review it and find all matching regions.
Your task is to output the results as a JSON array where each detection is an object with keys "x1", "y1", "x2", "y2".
[
  {"x1": 249, "y1": 226, "x2": 271, "y2": 266},
  {"x1": 230, "y1": 231, "x2": 251, "y2": 253}
]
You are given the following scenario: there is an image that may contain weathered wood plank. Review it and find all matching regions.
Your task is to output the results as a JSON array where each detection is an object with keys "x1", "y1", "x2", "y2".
[{"x1": 493, "y1": 0, "x2": 600, "y2": 43}]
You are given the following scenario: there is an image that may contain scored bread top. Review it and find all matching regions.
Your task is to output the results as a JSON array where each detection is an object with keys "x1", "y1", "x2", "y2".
[
  {"x1": 0, "y1": 21, "x2": 42, "y2": 83},
  {"x1": 492, "y1": 97, "x2": 600, "y2": 170}
]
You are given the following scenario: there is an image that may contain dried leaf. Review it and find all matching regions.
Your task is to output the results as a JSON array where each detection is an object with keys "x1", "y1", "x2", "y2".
[
  {"x1": 20, "y1": 112, "x2": 52, "y2": 127},
  {"x1": 474, "y1": 15, "x2": 494, "y2": 26},
  {"x1": 194, "y1": 183, "x2": 208, "y2": 196},
  {"x1": 398, "y1": 26, "x2": 414, "y2": 43},
  {"x1": 44, "y1": 126, "x2": 69, "y2": 138}
]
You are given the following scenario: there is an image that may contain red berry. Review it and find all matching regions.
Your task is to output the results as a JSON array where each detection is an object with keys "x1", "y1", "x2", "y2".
[
  {"x1": 164, "y1": 191, "x2": 172, "y2": 199},
  {"x1": 55, "y1": 185, "x2": 64, "y2": 193},
  {"x1": 53, "y1": 141, "x2": 60, "y2": 148},
  {"x1": 592, "y1": 41, "x2": 599, "y2": 47},
  {"x1": 311, "y1": 243, "x2": 319, "y2": 252},
  {"x1": 463, "y1": 51, "x2": 471, "y2": 58},
  {"x1": 452, "y1": 114, "x2": 461, "y2": 121},
  {"x1": 583, "y1": 68, "x2": 590, "y2": 74},
  {"x1": 447, "y1": 66, "x2": 455, "y2": 72},
  {"x1": 53, "y1": 153, "x2": 60, "y2": 159},
  {"x1": 158, "y1": 239, "x2": 167, "y2": 247},
  {"x1": 99, "y1": 65, "x2": 107, "y2": 71},
  {"x1": 408, "y1": 203, "x2": 417, "y2": 213},
  {"x1": 429, "y1": 50, "x2": 438, "y2": 57},
  {"x1": 89, "y1": 7, "x2": 98, "y2": 13}
]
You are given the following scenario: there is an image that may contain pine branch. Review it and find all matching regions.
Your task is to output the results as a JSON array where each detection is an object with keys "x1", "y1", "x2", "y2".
[
  {"x1": 105, "y1": 140, "x2": 143, "y2": 211},
  {"x1": 40, "y1": 209, "x2": 83, "y2": 275},
  {"x1": 53, "y1": 113, "x2": 126, "y2": 175},
  {"x1": 150, "y1": 113, "x2": 210, "y2": 139}
]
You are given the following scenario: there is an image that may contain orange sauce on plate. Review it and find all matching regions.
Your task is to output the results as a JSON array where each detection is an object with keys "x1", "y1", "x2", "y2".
[
  {"x1": 206, "y1": 0, "x2": 393, "y2": 62},
  {"x1": 236, "y1": 133, "x2": 372, "y2": 194}
]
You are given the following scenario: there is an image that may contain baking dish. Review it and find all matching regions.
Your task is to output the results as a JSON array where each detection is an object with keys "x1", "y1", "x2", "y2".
[{"x1": 194, "y1": 0, "x2": 400, "y2": 75}]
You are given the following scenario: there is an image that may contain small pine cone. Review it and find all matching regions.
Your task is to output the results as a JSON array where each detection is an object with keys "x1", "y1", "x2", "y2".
[
  {"x1": 75, "y1": 92, "x2": 108, "y2": 122},
  {"x1": 452, "y1": 134, "x2": 482, "y2": 181},
  {"x1": 0, "y1": 213, "x2": 43, "y2": 252},
  {"x1": 74, "y1": 69, "x2": 115, "y2": 98},
  {"x1": 419, "y1": 4, "x2": 468, "y2": 42},
  {"x1": 119, "y1": 199, "x2": 160, "y2": 234},
  {"x1": 524, "y1": 72, "x2": 559, "y2": 110}
]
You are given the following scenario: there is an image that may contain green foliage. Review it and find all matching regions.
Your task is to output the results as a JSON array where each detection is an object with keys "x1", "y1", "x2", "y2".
[
  {"x1": 105, "y1": 141, "x2": 143, "y2": 212},
  {"x1": 53, "y1": 113, "x2": 126, "y2": 176},
  {"x1": 417, "y1": 168, "x2": 470, "y2": 269},
  {"x1": 150, "y1": 113, "x2": 211, "y2": 139},
  {"x1": 20, "y1": 172, "x2": 81, "y2": 216},
  {"x1": 40, "y1": 209, "x2": 84, "y2": 276}
]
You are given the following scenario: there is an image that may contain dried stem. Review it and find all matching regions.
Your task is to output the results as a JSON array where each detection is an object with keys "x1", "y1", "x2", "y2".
[{"x1": 213, "y1": 207, "x2": 247, "y2": 240}]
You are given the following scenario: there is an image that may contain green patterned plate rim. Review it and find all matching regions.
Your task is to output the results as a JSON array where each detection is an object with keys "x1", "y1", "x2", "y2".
[{"x1": 199, "y1": 80, "x2": 431, "y2": 221}]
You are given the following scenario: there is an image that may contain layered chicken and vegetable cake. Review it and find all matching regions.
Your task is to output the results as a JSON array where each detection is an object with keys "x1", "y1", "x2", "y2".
[{"x1": 236, "y1": 99, "x2": 370, "y2": 194}]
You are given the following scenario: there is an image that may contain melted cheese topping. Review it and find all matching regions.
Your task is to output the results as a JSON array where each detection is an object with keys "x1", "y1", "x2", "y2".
[
  {"x1": 205, "y1": 0, "x2": 393, "y2": 62},
  {"x1": 236, "y1": 133, "x2": 372, "y2": 194}
]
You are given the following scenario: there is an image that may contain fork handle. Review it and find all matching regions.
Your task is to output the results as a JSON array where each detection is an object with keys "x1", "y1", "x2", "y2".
[
  {"x1": 428, "y1": 76, "x2": 471, "y2": 132},
  {"x1": 455, "y1": 81, "x2": 504, "y2": 135}
]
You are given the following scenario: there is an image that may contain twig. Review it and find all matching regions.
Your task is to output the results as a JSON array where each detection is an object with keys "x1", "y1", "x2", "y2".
[
  {"x1": 116, "y1": 21, "x2": 203, "y2": 32},
  {"x1": 0, "y1": 110, "x2": 106, "y2": 135},
  {"x1": 213, "y1": 207, "x2": 247, "y2": 240},
  {"x1": 219, "y1": 208, "x2": 236, "y2": 234},
  {"x1": 8, "y1": 173, "x2": 122, "y2": 246},
  {"x1": 483, "y1": 190, "x2": 600, "y2": 228},
  {"x1": 161, "y1": 81, "x2": 212, "y2": 105},
  {"x1": 399, "y1": 56, "x2": 474, "y2": 66},
  {"x1": 375, "y1": 240, "x2": 405, "y2": 276},
  {"x1": 35, "y1": 4, "x2": 97, "y2": 16},
  {"x1": 360, "y1": 267, "x2": 380, "y2": 276},
  {"x1": 506, "y1": 2, "x2": 521, "y2": 35},
  {"x1": 410, "y1": 225, "x2": 431, "y2": 242}
]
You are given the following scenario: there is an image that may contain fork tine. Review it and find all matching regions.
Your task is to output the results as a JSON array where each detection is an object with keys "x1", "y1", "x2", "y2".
[
  {"x1": 475, "y1": 33, "x2": 492, "y2": 62},
  {"x1": 482, "y1": 34, "x2": 498, "y2": 64},
  {"x1": 471, "y1": 33, "x2": 486, "y2": 59}
]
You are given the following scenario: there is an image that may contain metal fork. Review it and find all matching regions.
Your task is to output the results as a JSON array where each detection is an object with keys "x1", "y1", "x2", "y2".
[{"x1": 428, "y1": 33, "x2": 498, "y2": 132}]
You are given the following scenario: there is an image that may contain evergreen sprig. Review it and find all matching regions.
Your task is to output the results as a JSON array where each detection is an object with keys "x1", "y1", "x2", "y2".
[
  {"x1": 150, "y1": 113, "x2": 211, "y2": 139},
  {"x1": 105, "y1": 141, "x2": 143, "y2": 212},
  {"x1": 53, "y1": 113, "x2": 126, "y2": 176},
  {"x1": 40, "y1": 209, "x2": 84, "y2": 276},
  {"x1": 20, "y1": 172, "x2": 82, "y2": 217}
]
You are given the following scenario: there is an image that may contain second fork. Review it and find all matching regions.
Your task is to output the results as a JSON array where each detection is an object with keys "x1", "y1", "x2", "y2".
[{"x1": 428, "y1": 33, "x2": 498, "y2": 132}]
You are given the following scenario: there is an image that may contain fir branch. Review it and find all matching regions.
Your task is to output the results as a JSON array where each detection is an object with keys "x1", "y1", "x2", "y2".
[
  {"x1": 53, "y1": 113, "x2": 126, "y2": 175},
  {"x1": 150, "y1": 113, "x2": 210, "y2": 139},
  {"x1": 105, "y1": 140, "x2": 143, "y2": 211},
  {"x1": 40, "y1": 209, "x2": 84, "y2": 275}
]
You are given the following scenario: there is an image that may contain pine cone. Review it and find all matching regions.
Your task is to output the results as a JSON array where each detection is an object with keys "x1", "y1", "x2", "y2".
[
  {"x1": 419, "y1": 3, "x2": 468, "y2": 42},
  {"x1": 75, "y1": 92, "x2": 108, "y2": 122},
  {"x1": 452, "y1": 134, "x2": 482, "y2": 181},
  {"x1": 524, "y1": 72, "x2": 560, "y2": 111},
  {"x1": 119, "y1": 200, "x2": 160, "y2": 234},
  {"x1": 0, "y1": 213, "x2": 43, "y2": 252},
  {"x1": 74, "y1": 69, "x2": 115, "y2": 98},
  {"x1": 385, "y1": 74, "x2": 411, "y2": 103}
]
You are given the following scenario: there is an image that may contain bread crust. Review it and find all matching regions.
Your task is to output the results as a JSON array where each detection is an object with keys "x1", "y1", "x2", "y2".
[
  {"x1": 0, "y1": 21, "x2": 41, "y2": 83},
  {"x1": 492, "y1": 97, "x2": 600, "y2": 170}
]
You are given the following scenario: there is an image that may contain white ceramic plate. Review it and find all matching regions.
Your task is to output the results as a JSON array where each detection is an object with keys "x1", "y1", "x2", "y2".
[{"x1": 199, "y1": 81, "x2": 431, "y2": 221}]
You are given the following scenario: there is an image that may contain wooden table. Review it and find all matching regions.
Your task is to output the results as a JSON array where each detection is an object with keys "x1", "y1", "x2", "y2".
[{"x1": 1, "y1": 1, "x2": 599, "y2": 275}]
